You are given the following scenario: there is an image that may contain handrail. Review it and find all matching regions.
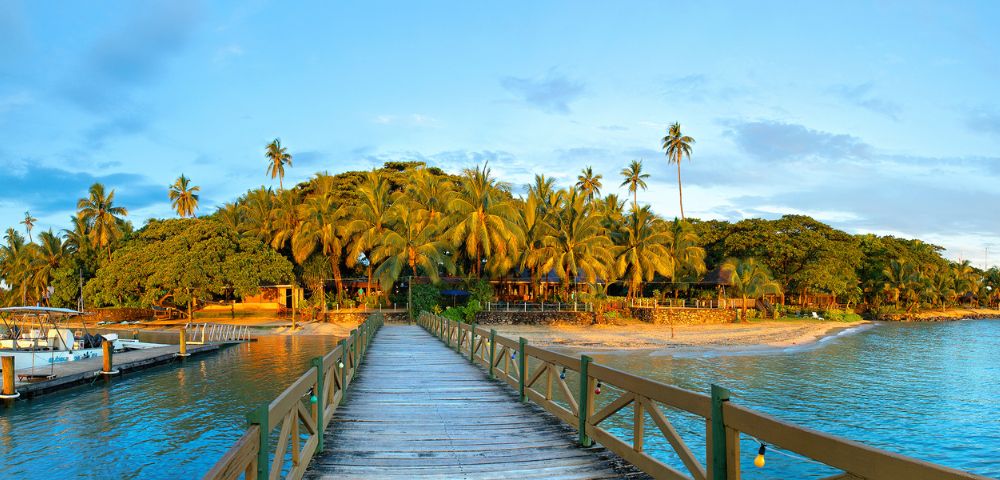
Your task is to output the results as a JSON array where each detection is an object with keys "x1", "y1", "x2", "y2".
[
  {"x1": 416, "y1": 312, "x2": 987, "y2": 480},
  {"x1": 203, "y1": 313, "x2": 384, "y2": 480}
]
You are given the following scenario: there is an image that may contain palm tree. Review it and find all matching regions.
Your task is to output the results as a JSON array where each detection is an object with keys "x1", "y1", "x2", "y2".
[
  {"x1": 269, "y1": 189, "x2": 302, "y2": 250},
  {"x1": 31, "y1": 230, "x2": 68, "y2": 305},
  {"x1": 615, "y1": 206, "x2": 674, "y2": 299},
  {"x1": 1, "y1": 228, "x2": 31, "y2": 304},
  {"x1": 537, "y1": 188, "x2": 615, "y2": 296},
  {"x1": 168, "y1": 174, "x2": 200, "y2": 218},
  {"x1": 446, "y1": 164, "x2": 523, "y2": 278},
  {"x1": 518, "y1": 192, "x2": 555, "y2": 300},
  {"x1": 76, "y1": 183, "x2": 128, "y2": 262},
  {"x1": 667, "y1": 219, "x2": 707, "y2": 298},
  {"x1": 241, "y1": 187, "x2": 276, "y2": 242},
  {"x1": 721, "y1": 258, "x2": 782, "y2": 321},
  {"x1": 661, "y1": 122, "x2": 695, "y2": 219},
  {"x1": 265, "y1": 138, "x2": 293, "y2": 190},
  {"x1": 20, "y1": 211, "x2": 36, "y2": 243},
  {"x1": 371, "y1": 200, "x2": 453, "y2": 292},
  {"x1": 215, "y1": 202, "x2": 243, "y2": 232},
  {"x1": 407, "y1": 168, "x2": 453, "y2": 227},
  {"x1": 63, "y1": 215, "x2": 90, "y2": 256},
  {"x1": 576, "y1": 167, "x2": 603, "y2": 202},
  {"x1": 346, "y1": 171, "x2": 394, "y2": 293},
  {"x1": 292, "y1": 194, "x2": 348, "y2": 303},
  {"x1": 619, "y1": 160, "x2": 649, "y2": 212}
]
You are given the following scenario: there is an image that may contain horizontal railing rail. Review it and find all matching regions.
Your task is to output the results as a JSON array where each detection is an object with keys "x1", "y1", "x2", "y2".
[
  {"x1": 416, "y1": 312, "x2": 987, "y2": 480},
  {"x1": 187, "y1": 323, "x2": 252, "y2": 344},
  {"x1": 203, "y1": 314, "x2": 384, "y2": 480}
]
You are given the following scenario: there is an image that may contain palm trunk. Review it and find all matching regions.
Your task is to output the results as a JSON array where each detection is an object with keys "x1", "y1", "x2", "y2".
[{"x1": 676, "y1": 153, "x2": 685, "y2": 220}]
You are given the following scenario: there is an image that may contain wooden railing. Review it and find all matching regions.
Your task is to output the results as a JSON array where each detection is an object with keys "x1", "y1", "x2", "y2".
[
  {"x1": 417, "y1": 313, "x2": 987, "y2": 480},
  {"x1": 203, "y1": 314, "x2": 384, "y2": 480},
  {"x1": 187, "y1": 323, "x2": 252, "y2": 344}
]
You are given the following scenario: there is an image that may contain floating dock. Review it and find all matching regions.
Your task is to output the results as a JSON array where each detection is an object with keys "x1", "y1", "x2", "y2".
[{"x1": 10, "y1": 343, "x2": 225, "y2": 399}]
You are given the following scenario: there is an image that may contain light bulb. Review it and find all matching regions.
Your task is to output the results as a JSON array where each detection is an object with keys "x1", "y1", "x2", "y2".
[{"x1": 754, "y1": 454, "x2": 765, "y2": 468}]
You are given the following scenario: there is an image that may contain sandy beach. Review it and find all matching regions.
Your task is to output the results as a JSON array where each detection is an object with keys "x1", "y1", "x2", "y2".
[{"x1": 491, "y1": 319, "x2": 869, "y2": 352}]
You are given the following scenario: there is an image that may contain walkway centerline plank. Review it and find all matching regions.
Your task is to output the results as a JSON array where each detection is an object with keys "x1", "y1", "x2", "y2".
[{"x1": 304, "y1": 325, "x2": 627, "y2": 479}]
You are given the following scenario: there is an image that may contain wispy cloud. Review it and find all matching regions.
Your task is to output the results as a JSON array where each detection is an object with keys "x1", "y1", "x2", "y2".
[
  {"x1": 213, "y1": 43, "x2": 244, "y2": 64},
  {"x1": 722, "y1": 119, "x2": 872, "y2": 162},
  {"x1": 500, "y1": 72, "x2": 584, "y2": 114},
  {"x1": 662, "y1": 74, "x2": 746, "y2": 103},
  {"x1": 830, "y1": 82, "x2": 902, "y2": 120},
  {"x1": 0, "y1": 162, "x2": 163, "y2": 217},
  {"x1": 965, "y1": 107, "x2": 1000, "y2": 139},
  {"x1": 372, "y1": 113, "x2": 438, "y2": 127},
  {"x1": 0, "y1": 91, "x2": 32, "y2": 116}
]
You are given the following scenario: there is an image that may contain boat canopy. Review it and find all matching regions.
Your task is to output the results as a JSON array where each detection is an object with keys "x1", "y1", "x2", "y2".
[{"x1": 0, "y1": 306, "x2": 82, "y2": 315}]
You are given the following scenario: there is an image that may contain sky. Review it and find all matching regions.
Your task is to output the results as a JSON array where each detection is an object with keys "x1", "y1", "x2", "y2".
[{"x1": 2, "y1": 1, "x2": 1000, "y2": 265}]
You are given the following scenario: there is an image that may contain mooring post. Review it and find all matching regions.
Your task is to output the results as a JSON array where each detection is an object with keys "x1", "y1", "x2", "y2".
[
  {"x1": 710, "y1": 384, "x2": 731, "y2": 480},
  {"x1": 578, "y1": 355, "x2": 592, "y2": 446},
  {"x1": 488, "y1": 329, "x2": 496, "y2": 379},
  {"x1": 1, "y1": 356, "x2": 18, "y2": 399},
  {"x1": 518, "y1": 337, "x2": 527, "y2": 402},
  {"x1": 247, "y1": 403, "x2": 269, "y2": 480},
  {"x1": 178, "y1": 327, "x2": 189, "y2": 357},
  {"x1": 100, "y1": 340, "x2": 118, "y2": 375},
  {"x1": 311, "y1": 357, "x2": 325, "y2": 451}
]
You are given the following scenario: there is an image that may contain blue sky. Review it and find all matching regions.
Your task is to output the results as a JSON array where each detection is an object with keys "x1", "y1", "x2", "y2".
[{"x1": 2, "y1": 1, "x2": 1000, "y2": 264}]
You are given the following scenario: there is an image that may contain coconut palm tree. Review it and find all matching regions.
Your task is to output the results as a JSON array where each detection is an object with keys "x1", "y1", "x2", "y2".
[
  {"x1": 537, "y1": 188, "x2": 614, "y2": 296},
  {"x1": 30, "y1": 230, "x2": 68, "y2": 305},
  {"x1": 346, "y1": 171, "x2": 394, "y2": 293},
  {"x1": 265, "y1": 138, "x2": 293, "y2": 190},
  {"x1": 667, "y1": 219, "x2": 707, "y2": 297},
  {"x1": 20, "y1": 211, "x2": 36, "y2": 243},
  {"x1": 518, "y1": 192, "x2": 555, "y2": 300},
  {"x1": 240, "y1": 187, "x2": 276, "y2": 242},
  {"x1": 371, "y1": 200, "x2": 453, "y2": 292},
  {"x1": 76, "y1": 183, "x2": 128, "y2": 262},
  {"x1": 292, "y1": 194, "x2": 348, "y2": 302},
  {"x1": 721, "y1": 258, "x2": 782, "y2": 321},
  {"x1": 168, "y1": 174, "x2": 200, "y2": 218},
  {"x1": 615, "y1": 206, "x2": 674, "y2": 299},
  {"x1": 1, "y1": 229, "x2": 32, "y2": 304},
  {"x1": 661, "y1": 122, "x2": 695, "y2": 219},
  {"x1": 269, "y1": 189, "x2": 302, "y2": 250},
  {"x1": 575, "y1": 166, "x2": 603, "y2": 202},
  {"x1": 63, "y1": 215, "x2": 90, "y2": 256},
  {"x1": 619, "y1": 160, "x2": 649, "y2": 212},
  {"x1": 446, "y1": 164, "x2": 523, "y2": 278},
  {"x1": 215, "y1": 202, "x2": 243, "y2": 232},
  {"x1": 407, "y1": 168, "x2": 453, "y2": 227}
]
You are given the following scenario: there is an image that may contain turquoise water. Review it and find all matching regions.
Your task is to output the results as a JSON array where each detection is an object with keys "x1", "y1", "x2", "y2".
[
  {"x1": 586, "y1": 319, "x2": 1000, "y2": 478},
  {"x1": 0, "y1": 334, "x2": 339, "y2": 479},
  {"x1": 1, "y1": 321, "x2": 997, "y2": 479}
]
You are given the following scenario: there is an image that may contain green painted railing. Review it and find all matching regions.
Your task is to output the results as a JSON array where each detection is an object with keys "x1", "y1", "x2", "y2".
[{"x1": 202, "y1": 314, "x2": 384, "y2": 480}]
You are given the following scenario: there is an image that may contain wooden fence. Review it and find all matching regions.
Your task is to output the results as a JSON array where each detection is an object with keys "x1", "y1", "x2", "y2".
[
  {"x1": 417, "y1": 313, "x2": 986, "y2": 480},
  {"x1": 202, "y1": 314, "x2": 384, "y2": 480}
]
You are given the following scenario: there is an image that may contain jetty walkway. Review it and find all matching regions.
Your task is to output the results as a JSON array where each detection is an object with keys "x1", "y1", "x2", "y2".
[{"x1": 205, "y1": 314, "x2": 988, "y2": 480}]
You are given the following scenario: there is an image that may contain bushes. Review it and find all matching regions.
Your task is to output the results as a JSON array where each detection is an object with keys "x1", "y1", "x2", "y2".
[
  {"x1": 822, "y1": 307, "x2": 863, "y2": 322},
  {"x1": 409, "y1": 284, "x2": 442, "y2": 316}
]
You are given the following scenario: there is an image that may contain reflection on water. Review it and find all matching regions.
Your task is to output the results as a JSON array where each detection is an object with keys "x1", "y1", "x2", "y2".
[
  {"x1": 0, "y1": 335, "x2": 339, "y2": 479},
  {"x1": 584, "y1": 319, "x2": 1000, "y2": 479}
]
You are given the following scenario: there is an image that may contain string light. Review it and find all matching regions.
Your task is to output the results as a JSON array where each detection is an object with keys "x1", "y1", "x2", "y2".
[
  {"x1": 511, "y1": 351, "x2": 517, "y2": 360},
  {"x1": 754, "y1": 443, "x2": 766, "y2": 468},
  {"x1": 595, "y1": 381, "x2": 602, "y2": 395},
  {"x1": 309, "y1": 388, "x2": 318, "y2": 404},
  {"x1": 559, "y1": 367, "x2": 566, "y2": 380},
  {"x1": 338, "y1": 361, "x2": 344, "y2": 369}
]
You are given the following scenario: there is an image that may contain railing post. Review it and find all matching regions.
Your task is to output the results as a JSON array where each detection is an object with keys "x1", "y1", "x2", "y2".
[
  {"x1": 350, "y1": 329, "x2": 358, "y2": 372},
  {"x1": 247, "y1": 402, "x2": 269, "y2": 480},
  {"x1": 339, "y1": 339, "x2": 348, "y2": 399},
  {"x1": 488, "y1": 329, "x2": 496, "y2": 379},
  {"x1": 578, "y1": 355, "x2": 592, "y2": 447},
  {"x1": 311, "y1": 357, "x2": 325, "y2": 451},
  {"x1": 445, "y1": 321, "x2": 451, "y2": 348},
  {"x1": 711, "y1": 384, "x2": 731, "y2": 480},
  {"x1": 518, "y1": 337, "x2": 527, "y2": 402},
  {"x1": 469, "y1": 322, "x2": 476, "y2": 363}
]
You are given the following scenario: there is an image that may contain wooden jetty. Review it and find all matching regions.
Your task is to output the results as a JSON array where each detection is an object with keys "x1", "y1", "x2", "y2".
[
  {"x1": 205, "y1": 313, "x2": 989, "y2": 480},
  {"x1": 11, "y1": 342, "x2": 221, "y2": 399}
]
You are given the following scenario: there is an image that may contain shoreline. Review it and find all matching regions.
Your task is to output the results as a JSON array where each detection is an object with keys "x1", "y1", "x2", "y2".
[
  {"x1": 491, "y1": 319, "x2": 870, "y2": 355},
  {"x1": 882, "y1": 308, "x2": 1000, "y2": 322}
]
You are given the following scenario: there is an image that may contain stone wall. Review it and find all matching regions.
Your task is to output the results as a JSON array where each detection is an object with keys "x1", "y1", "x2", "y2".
[
  {"x1": 474, "y1": 310, "x2": 594, "y2": 325},
  {"x1": 319, "y1": 311, "x2": 408, "y2": 323},
  {"x1": 628, "y1": 306, "x2": 736, "y2": 325},
  {"x1": 87, "y1": 308, "x2": 156, "y2": 322}
]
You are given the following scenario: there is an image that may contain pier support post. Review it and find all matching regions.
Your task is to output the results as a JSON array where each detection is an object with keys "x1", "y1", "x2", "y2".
[
  {"x1": 1, "y1": 356, "x2": 18, "y2": 399},
  {"x1": 578, "y1": 355, "x2": 592, "y2": 447},
  {"x1": 710, "y1": 384, "x2": 731, "y2": 480},
  {"x1": 518, "y1": 337, "x2": 527, "y2": 402},
  {"x1": 177, "y1": 327, "x2": 190, "y2": 357},
  {"x1": 100, "y1": 340, "x2": 119, "y2": 375}
]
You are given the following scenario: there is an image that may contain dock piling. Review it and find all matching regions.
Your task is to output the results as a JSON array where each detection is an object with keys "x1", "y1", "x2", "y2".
[
  {"x1": 178, "y1": 328, "x2": 190, "y2": 357},
  {"x1": 100, "y1": 340, "x2": 119, "y2": 375},
  {"x1": 1, "y1": 356, "x2": 18, "y2": 399}
]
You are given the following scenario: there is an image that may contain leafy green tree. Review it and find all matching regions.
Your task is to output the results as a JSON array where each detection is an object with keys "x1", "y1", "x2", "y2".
[
  {"x1": 169, "y1": 174, "x2": 200, "y2": 218},
  {"x1": 661, "y1": 122, "x2": 695, "y2": 219}
]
